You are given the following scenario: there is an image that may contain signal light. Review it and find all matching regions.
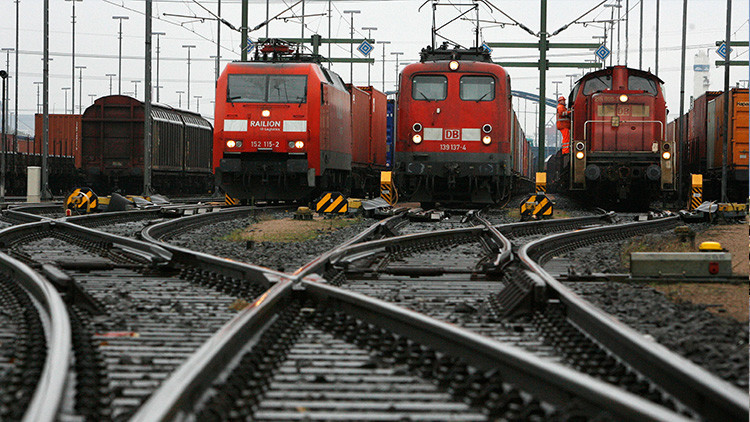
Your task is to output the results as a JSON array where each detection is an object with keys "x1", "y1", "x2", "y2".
[
  {"x1": 226, "y1": 140, "x2": 236, "y2": 148},
  {"x1": 575, "y1": 151, "x2": 585, "y2": 160},
  {"x1": 261, "y1": 109, "x2": 271, "y2": 117},
  {"x1": 619, "y1": 94, "x2": 628, "y2": 102},
  {"x1": 449, "y1": 61, "x2": 459, "y2": 71},
  {"x1": 662, "y1": 151, "x2": 671, "y2": 160},
  {"x1": 482, "y1": 135, "x2": 492, "y2": 145},
  {"x1": 412, "y1": 134, "x2": 422, "y2": 144}
]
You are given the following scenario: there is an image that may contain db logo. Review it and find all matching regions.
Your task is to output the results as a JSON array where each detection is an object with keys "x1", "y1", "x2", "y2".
[{"x1": 445, "y1": 129, "x2": 460, "y2": 140}]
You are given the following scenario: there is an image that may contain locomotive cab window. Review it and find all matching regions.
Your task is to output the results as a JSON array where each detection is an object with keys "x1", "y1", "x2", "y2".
[
  {"x1": 412, "y1": 75, "x2": 447, "y2": 101},
  {"x1": 460, "y1": 76, "x2": 495, "y2": 101},
  {"x1": 227, "y1": 74, "x2": 307, "y2": 103},
  {"x1": 627, "y1": 75, "x2": 658, "y2": 95},
  {"x1": 583, "y1": 75, "x2": 612, "y2": 95}
]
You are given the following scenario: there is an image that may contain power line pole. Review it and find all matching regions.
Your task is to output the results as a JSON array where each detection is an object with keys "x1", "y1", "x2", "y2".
[
  {"x1": 377, "y1": 41, "x2": 390, "y2": 92},
  {"x1": 638, "y1": 0, "x2": 644, "y2": 69},
  {"x1": 14, "y1": 0, "x2": 19, "y2": 167},
  {"x1": 390, "y1": 52, "x2": 403, "y2": 92},
  {"x1": 153, "y1": 32, "x2": 165, "y2": 102},
  {"x1": 144, "y1": 0, "x2": 153, "y2": 196},
  {"x1": 75, "y1": 65, "x2": 86, "y2": 113},
  {"x1": 42, "y1": 0, "x2": 51, "y2": 200},
  {"x1": 182, "y1": 45, "x2": 196, "y2": 108},
  {"x1": 343, "y1": 10, "x2": 361, "y2": 84},
  {"x1": 113, "y1": 16, "x2": 129, "y2": 95},
  {"x1": 241, "y1": 0, "x2": 248, "y2": 61},
  {"x1": 655, "y1": 0, "x2": 660, "y2": 75},
  {"x1": 625, "y1": 0, "x2": 629, "y2": 66},
  {"x1": 67, "y1": 0, "x2": 82, "y2": 116},
  {"x1": 106, "y1": 73, "x2": 116, "y2": 95},
  {"x1": 721, "y1": 0, "x2": 732, "y2": 202},
  {"x1": 552, "y1": 80, "x2": 562, "y2": 149},
  {"x1": 362, "y1": 27, "x2": 377, "y2": 86},
  {"x1": 677, "y1": 0, "x2": 688, "y2": 197}
]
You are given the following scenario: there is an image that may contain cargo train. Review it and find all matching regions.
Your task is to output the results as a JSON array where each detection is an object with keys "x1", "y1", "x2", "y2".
[
  {"x1": 213, "y1": 40, "x2": 387, "y2": 203},
  {"x1": 546, "y1": 66, "x2": 675, "y2": 207},
  {"x1": 394, "y1": 45, "x2": 533, "y2": 205},
  {"x1": 668, "y1": 87, "x2": 748, "y2": 201}
]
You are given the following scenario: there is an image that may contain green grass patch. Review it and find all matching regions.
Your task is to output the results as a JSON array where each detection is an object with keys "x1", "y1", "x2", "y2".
[{"x1": 222, "y1": 216, "x2": 361, "y2": 243}]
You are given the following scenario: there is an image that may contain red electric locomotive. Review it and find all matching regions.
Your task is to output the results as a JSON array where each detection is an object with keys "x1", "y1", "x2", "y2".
[
  {"x1": 214, "y1": 40, "x2": 386, "y2": 202},
  {"x1": 548, "y1": 66, "x2": 675, "y2": 206},
  {"x1": 395, "y1": 45, "x2": 528, "y2": 205}
]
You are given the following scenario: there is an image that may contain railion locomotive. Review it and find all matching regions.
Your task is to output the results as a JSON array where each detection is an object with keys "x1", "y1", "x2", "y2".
[
  {"x1": 214, "y1": 41, "x2": 386, "y2": 202},
  {"x1": 394, "y1": 46, "x2": 531, "y2": 205},
  {"x1": 547, "y1": 66, "x2": 675, "y2": 205}
]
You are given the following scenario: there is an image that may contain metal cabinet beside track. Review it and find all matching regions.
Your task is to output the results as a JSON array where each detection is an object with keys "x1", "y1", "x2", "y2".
[{"x1": 81, "y1": 95, "x2": 213, "y2": 194}]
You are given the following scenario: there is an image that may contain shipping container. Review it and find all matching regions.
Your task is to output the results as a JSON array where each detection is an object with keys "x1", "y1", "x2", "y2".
[
  {"x1": 707, "y1": 88, "x2": 748, "y2": 179},
  {"x1": 34, "y1": 114, "x2": 82, "y2": 166},
  {"x1": 358, "y1": 86, "x2": 388, "y2": 168},
  {"x1": 687, "y1": 91, "x2": 721, "y2": 174},
  {"x1": 347, "y1": 85, "x2": 371, "y2": 166}
]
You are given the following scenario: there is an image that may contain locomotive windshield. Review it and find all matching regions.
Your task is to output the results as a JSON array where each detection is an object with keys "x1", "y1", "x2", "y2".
[
  {"x1": 583, "y1": 75, "x2": 612, "y2": 95},
  {"x1": 627, "y1": 75, "x2": 659, "y2": 95},
  {"x1": 227, "y1": 74, "x2": 308, "y2": 103},
  {"x1": 460, "y1": 76, "x2": 495, "y2": 101},
  {"x1": 412, "y1": 75, "x2": 447, "y2": 101}
]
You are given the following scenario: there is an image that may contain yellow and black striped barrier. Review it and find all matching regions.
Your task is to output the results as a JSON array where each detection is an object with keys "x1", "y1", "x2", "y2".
[
  {"x1": 314, "y1": 192, "x2": 348, "y2": 214},
  {"x1": 535, "y1": 172, "x2": 547, "y2": 195},
  {"x1": 380, "y1": 171, "x2": 398, "y2": 205},
  {"x1": 689, "y1": 174, "x2": 702, "y2": 210},
  {"x1": 66, "y1": 188, "x2": 98, "y2": 214},
  {"x1": 520, "y1": 194, "x2": 553, "y2": 220},
  {"x1": 225, "y1": 194, "x2": 240, "y2": 206}
]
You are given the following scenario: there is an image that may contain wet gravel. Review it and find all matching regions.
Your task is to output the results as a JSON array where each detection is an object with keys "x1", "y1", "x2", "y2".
[
  {"x1": 165, "y1": 214, "x2": 378, "y2": 273},
  {"x1": 557, "y1": 226, "x2": 748, "y2": 389}
]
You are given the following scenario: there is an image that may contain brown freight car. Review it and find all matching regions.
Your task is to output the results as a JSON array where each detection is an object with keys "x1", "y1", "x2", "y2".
[
  {"x1": 81, "y1": 95, "x2": 213, "y2": 195},
  {"x1": 706, "y1": 88, "x2": 748, "y2": 183},
  {"x1": 34, "y1": 113, "x2": 82, "y2": 167}
]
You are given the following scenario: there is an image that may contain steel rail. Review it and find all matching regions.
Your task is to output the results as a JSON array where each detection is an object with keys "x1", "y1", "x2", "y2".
[
  {"x1": 0, "y1": 250, "x2": 72, "y2": 422},
  {"x1": 130, "y1": 279, "x2": 294, "y2": 422},
  {"x1": 518, "y1": 216, "x2": 748, "y2": 421},
  {"x1": 292, "y1": 212, "x2": 407, "y2": 278},
  {"x1": 494, "y1": 212, "x2": 615, "y2": 237},
  {"x1": 130, "y1": 272, "x2": 688, "y2": 421}
]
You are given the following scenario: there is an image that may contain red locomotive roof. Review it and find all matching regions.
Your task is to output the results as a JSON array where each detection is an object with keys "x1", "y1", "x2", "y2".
[
  {"x1": 581, "y1": 65, "x2": 664, "y2": 85},
  {"x1": 401, "y1": 60, "x2": 508, "y2": 79}
]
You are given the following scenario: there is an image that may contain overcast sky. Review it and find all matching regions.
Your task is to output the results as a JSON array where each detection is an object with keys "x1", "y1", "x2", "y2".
[{"x1": 0, "y1": 0, "x2": 747, "y2": 137}]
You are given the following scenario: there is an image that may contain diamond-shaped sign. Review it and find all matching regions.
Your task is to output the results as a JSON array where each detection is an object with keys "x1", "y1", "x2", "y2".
[
  {"x1": 481, "y1": 42, "x2": 492, "y2": 54},
  {"x1": 595, "y1": 45, "x2": 610, "y2": 61},
  {"x1": 246, "y1": 39, "x2": 255, "y2": 52},
  {"x1": 716, "y1": 43, "x2": 732, "y2": 59},
  {"x1": 357, "y1": 40, "x2": 374, "y2": 57}
]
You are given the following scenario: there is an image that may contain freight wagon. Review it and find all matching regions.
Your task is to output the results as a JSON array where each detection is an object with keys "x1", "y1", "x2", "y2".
[{"x1": 81, "y1": 95, "x2": 213, "y2": 195}]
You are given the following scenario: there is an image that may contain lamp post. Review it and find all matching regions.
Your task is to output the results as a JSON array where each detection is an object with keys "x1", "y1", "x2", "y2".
[
  {"x1": 390, "y1": 52, "x2": 403, "y2": 92},
  {"x1": 62, "y1": 87, "x2": 71, "y2": 114},
  {"x1": 0, "y1": 70, "x2": 6, "y2": 200},
  {"x1": 67, "y1": 0, "x2": 83, "y2": 114},
  {"x1": 176, "y1": 90, "x2": 184, "y2": 108},
  {"x1": 377, "y1": 41, "x2": 390, "y2": 92},
  {"x1": 88, "y1": 93, "x2": 96, "y2": 104},
  {"x1": 112, "y1": 16, "x2": 129, "y2": 94},
  {"x1": 106, "y1": 73, "x2": 116, "y2": 95},
  {"x1": 194, "y1": 95, "x2": 202, "y2": 113},
  {"x1": 75, "y1": 65, "x2": 86, "y2": 113},
  {"x1": 182, "y1": 45, "x2": 196, "y2": 109},
  {"x1": 131, "y1": 80, "x2": 141, "y2": 99},
  {"x1": 34, "y1": 81, "x2": 43, "y2": 114},
  {"x1": 343, "y1": 10, "x2": 360, "y2": 84},
  {"x1": 552, "y1": 80, "x2": 562, "y2": 149},
  {"x1": 152, "y1": 32, "x2": 165, "y2": 102},
  {"x1": 565, "y1": 73, "x2": 578, "y2": 91},
  {"x1": 361, "y1": 26, "x2": 377, "y2": 86}
]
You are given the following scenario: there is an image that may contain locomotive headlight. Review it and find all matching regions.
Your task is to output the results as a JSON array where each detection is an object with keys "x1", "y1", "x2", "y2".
[
  {"x1": 482, "y1": 124, "x2": 492, "y2": 133},
  {"x1": 575, "y1": 151, "x2": 585, "y2": 160},
  {"x1": 226, "y1": 140, "x2": 236, "y2": 148},
  {"x1": 294, "y1": 141, "x2": 305, "y2": 149},
  {"x1": 412, "y1": 134, "x2": 423, "y2": 144},
  {"x1": 261, "y1": 109, "x2": 271, "y2": 117},
  {"x1": 449, "y1": 60, "x2": 459, "y2": 71},
  {"x1": 412, "y1": 122, "x2": 423, "y2": 132},
  {"x1": 662, "y1": 151, "x2": 671, "y2": 160},
  {"x1": 482, "y1": 135, "x2": 492, "y2": 145},
  {"x1": 619, "y1": 94, "x2": 628, "y2": 103}
]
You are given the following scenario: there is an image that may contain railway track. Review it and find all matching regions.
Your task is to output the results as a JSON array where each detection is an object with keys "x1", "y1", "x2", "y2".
[
  {"x1": 0, "y1": 216, "x2": 285, "y2": 421},
  {"x1": 132, "y1": 209, "x2": 745, "y2": 421}
]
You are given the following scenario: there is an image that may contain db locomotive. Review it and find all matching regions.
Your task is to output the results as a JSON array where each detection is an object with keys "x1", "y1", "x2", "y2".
[
  {"x1": 547, "y1": 66, "x2": 674, "y2": 206},
  {"x1": 213, "y1": 41, "x2": 387, "y2": 202},
  {"x1": 394, "y1": 45, "x2": 532, "y2": 205}
]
